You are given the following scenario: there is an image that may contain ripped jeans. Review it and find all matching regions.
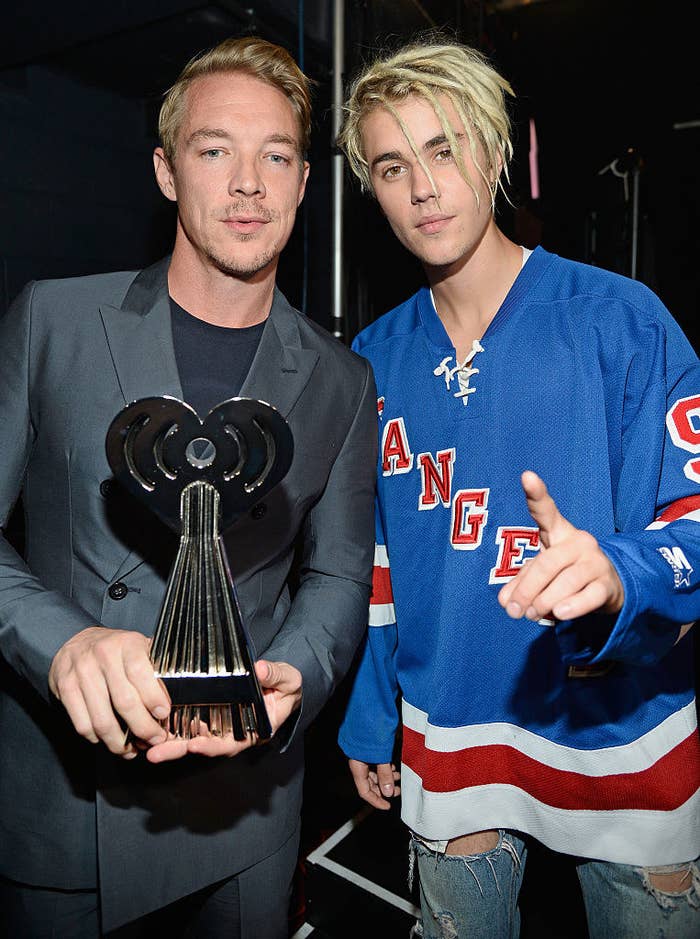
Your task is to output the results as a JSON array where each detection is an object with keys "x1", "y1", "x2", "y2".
[{"x1": 410, "y1": 831, "x2": 700, "y2": 939}]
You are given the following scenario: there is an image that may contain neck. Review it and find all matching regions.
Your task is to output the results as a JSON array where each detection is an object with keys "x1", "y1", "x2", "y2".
[
  {"x1": 427, "y1": 223, "x2": 522, "y2": 358},
  {"x1": 167, "y1": 235, "x2": 276, "y2": 328}
]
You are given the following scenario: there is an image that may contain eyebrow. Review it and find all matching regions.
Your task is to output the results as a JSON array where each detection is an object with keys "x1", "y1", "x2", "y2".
[
  {"x1": 186, "y1": 128, "x2": 301, "y2": 153},
  {"x1": 266, "y1": 133, "x2": 300, "y2": 151},
  {"x1": 187, "y1": 128, "x2": 232, "y2": 145},
  {"x1": 370, "y1": 132, "x2": 464, "y2": 170}
]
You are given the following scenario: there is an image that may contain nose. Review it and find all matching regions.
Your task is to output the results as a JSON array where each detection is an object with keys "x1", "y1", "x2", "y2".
[
  {"x1": 411, "y1": 162, "x2": 439, "y2": 204},
  {"x1": 228, "y1": 157, "x2": 265, "y2": 198}
]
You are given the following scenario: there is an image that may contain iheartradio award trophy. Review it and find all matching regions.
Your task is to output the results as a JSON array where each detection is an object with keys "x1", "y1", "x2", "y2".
[{"x1": 105, "y1": 396, "x2": 293, "y2": 742}]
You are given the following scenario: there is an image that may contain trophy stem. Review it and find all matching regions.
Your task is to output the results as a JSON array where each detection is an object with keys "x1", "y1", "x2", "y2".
[{"x1": 149, "y1": 480, "x2": 270, "y2": 740}]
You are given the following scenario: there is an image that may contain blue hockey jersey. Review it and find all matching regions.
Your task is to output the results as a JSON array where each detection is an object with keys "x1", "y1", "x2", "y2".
[{"x1": 339, "y1": 246, "x2": 700, "y2": 865}]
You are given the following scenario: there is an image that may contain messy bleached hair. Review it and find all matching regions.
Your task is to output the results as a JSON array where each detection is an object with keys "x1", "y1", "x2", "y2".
[
  {"x1": 158, "y1": 36, "x2": 312, "y2": 164},
  {"x1": 339, "y1": 37, "x2": 514, "y2": 210}
]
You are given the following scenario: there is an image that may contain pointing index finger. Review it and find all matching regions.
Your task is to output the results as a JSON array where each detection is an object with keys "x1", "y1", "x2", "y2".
[{"x1": 521, "y1": 471, "x2": 569, "y2": 544}]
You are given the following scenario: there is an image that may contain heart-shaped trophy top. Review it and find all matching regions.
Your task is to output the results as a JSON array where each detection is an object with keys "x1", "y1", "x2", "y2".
[{"x1": 105, "y1": 396, "x2": 294, "y2": 532}]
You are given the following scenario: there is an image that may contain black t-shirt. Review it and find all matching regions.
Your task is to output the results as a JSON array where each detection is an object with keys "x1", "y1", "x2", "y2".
[{"x1": 170, "y1": 298, "x2": 265, "y2": 417}]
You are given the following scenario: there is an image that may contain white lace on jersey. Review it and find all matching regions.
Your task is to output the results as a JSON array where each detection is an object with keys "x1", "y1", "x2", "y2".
[{"x1": 433, "y1": 340, "x2": 485, "y2": 405}]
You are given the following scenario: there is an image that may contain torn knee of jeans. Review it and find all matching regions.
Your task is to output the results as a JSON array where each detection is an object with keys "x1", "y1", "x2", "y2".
[
  {"x1": 637, "y1": 860, "x2": 700, "y2": 910},
  {"x1": 431, "y1": 911, "x2": 458, "y2": 939}
]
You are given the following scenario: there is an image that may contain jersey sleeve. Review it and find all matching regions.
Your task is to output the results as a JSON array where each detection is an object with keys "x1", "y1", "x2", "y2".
[
  {"x1": 338, "y1": 501, "x2": 400, "y2": 764},
  {"x1": 560, "y1": 310, "x2": 700, "y2": 666}
]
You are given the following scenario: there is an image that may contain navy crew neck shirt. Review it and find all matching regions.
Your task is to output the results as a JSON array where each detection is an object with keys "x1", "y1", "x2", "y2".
[{"x1": 170, "y1": 298, "x2": 266, "y2": 417}]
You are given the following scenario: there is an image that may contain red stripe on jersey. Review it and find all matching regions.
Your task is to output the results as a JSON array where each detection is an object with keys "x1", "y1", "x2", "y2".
[
  {"x1": 371, "y1": 565, "x2": 394, "y2": 605},
  {"x1": 656, "y1": 494, "x2": 700, "y2": 522},
  {"x1": 402, "y1": 726, "x2": 700, "y2": 811}
]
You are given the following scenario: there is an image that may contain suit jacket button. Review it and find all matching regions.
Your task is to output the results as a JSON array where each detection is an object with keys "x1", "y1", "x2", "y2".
[
  {"x1": 251, "y1": 503, "x2": 267, "y2": 520},
  {"x1": 108, "y1": 582, "x2": 128, "y2": 601},
  {"x1": 100, "y1": 479, "x2": 114, "y2": 498}
]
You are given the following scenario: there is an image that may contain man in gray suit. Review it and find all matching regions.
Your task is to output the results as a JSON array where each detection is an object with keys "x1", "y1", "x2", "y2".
[{"x1": 0, "y1": 36, "x2": 376, "y2": 938}]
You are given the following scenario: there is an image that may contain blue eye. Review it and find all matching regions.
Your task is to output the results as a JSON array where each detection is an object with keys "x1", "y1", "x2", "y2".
[
  {"x1": 202, "y1": 148, "x2": 224, "y2": 159},
  {"x1": 267, "y1": 153, "x2": 290, "y2": 165}
]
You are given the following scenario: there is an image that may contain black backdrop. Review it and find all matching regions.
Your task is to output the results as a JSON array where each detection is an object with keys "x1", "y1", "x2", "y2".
[{"x1": 1, "y1": 1, "x2": 698, "y2": 341}]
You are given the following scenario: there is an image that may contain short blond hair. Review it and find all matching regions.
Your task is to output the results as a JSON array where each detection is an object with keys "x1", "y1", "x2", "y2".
[
  {"x1": 339, "y1": 37, "x2": 514, "y2": 209},
  {"x1": 159, "y1": 36, "x2": 312, "y2": 163}
]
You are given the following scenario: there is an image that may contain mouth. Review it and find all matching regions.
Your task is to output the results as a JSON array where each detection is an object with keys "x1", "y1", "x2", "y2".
[
  {"x1": 415, "y1": 214, "x2": 454, "y2": 234},
  {"x1": 222, "y1": 217, "x2": 270, "y2": 234}
]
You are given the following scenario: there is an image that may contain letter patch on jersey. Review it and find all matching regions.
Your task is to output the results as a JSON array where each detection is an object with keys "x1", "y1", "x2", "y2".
[
  {"x1": 382, "y1": 417, "x2": 413, "y2": 476},
  {"x1": 667, "y1": 395, "x2": 700, "y2": 483},
  {"x1": 418, "y1": 449, "x2": 455, "y2": 510},
  {"x1": 658, "y1": 545, "x2": 694, "y2": 588},
  {"x1": 451, "y1": 488, "x2": 489, "y2": 549},
  {"x1": 489, "y1": 526, "x2": 540, "y2": 583}
]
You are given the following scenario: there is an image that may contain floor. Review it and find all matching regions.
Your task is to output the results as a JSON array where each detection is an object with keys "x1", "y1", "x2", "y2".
[{"x1": 288, "y1": 680, "x2": 591, "y2": 938}]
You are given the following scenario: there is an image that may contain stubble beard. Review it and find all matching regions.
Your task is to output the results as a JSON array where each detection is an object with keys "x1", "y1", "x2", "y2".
[
  {"x1": 182, "y1": 199, "x2": 286, "y2": 279},
  {"x1": 204, "y1": 239, "x2": 279, "y2": 280}
]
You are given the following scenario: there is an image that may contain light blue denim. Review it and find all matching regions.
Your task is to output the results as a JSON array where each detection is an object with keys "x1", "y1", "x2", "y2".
[
  {"x1": 411, "y1": 831, "x2": 527, "y2": 939},
  {"x1": 410, "y1": 831, "x2": 700, "y2": 939},
  {"x1": 577, "y1": 855, "x2": 700, "y2": 939}
]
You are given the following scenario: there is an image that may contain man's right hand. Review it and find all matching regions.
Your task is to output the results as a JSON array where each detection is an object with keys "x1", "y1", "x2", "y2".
[
  {"x1": 348, "y1": 759, "x2": 401, "y2": 810},
  {"x1": 48, "y1": 626, "x2": 169, "y2": 759}
]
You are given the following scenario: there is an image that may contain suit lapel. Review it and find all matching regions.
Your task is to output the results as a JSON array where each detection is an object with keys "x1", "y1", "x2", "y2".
[
  {"x1": 99, "y1": 257, "x2": 183, "y2": 406},
  {"x1": 99, "y1": 259, "x2": 182, "y2": 585},
  {"x1": 101, "y1": 266, "x2": 317, "y2": 416},
  {"x1": 239, "y1": 287, "x2": 318, "y2": 417}
]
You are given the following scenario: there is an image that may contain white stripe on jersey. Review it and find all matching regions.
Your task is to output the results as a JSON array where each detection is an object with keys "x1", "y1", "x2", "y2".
[
  {"x1": 369, "y1": 602, "x2": 396, "y2": 627},
  {"x1": 402, "y1": 698, "x2": 698, "y2": 775}
]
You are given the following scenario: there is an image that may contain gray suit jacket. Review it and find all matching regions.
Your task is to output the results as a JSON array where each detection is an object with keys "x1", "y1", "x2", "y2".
[{"x1": 0, "y1": 258, "x2": 376, "y2": 930}]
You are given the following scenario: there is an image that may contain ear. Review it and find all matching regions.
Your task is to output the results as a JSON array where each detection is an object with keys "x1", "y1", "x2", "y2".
[
  {"x1": 296, "y1": 161, "x2": 310, "y2": 207},
  {"x1": 153, "y1": 148, "x2": 177, "y2": 202}
]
